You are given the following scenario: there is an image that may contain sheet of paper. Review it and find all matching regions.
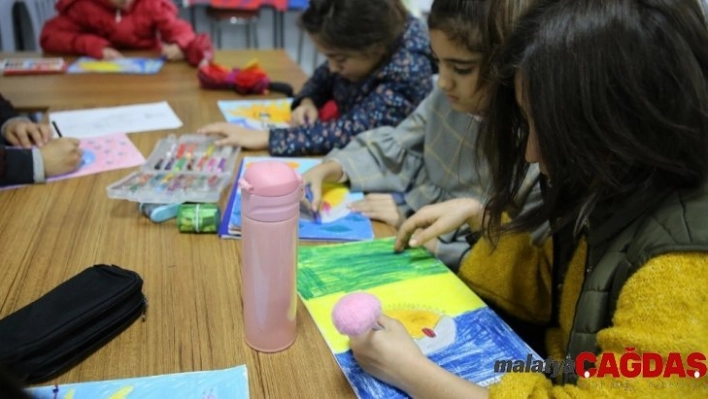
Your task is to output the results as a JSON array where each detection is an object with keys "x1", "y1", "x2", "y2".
[
  {"x1": 49, "y1": 101, "x2": 183, "y2": 138},
  {"x1": 27, "y1": 365, "x2": 249, "y2": 398},
  {"x1": 298, "y1": 238, "x2": 541, "y2": 398},
  {"x1": 217, "y1": 99, "x2": 293, "y2": 130},
  {"x1": 0, "y1": 133, "x2": 146, "y2": 191},
  {"x1": 66, "y1": 57, "x2": 164, "y2": 74}
]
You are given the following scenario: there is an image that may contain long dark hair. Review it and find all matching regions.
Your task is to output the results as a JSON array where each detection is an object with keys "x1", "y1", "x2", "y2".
[
  {"x1": 427, "y1": 0, "x2": 530, "y2": 92},
  {"x1": 480, "y1": 0, "x2": 708, "y2": 235},
  {"x1": 299, "y1": 0, "x2": 408, "y2": 53}
]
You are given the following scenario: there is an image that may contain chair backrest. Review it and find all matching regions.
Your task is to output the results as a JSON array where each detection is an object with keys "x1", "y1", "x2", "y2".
[
  {"x1": 24, "y1": 0, "x2": 58, "y2": 50},
  {"x1": 0, "y1": 0, "x2": 18, "y2": 51}
]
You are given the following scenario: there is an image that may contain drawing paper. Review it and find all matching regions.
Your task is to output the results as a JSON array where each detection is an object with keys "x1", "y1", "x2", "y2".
[
  {"x1": 27, "y1": 365, "x2": 248, "y2": 398},
  {"x1": 298, "y1": 238, "x2": 541, "y2": 398},
  {"x1": 219, "y1": 156, "x2": 374, "y2": 241},
  {"x1": 49, "y1": 102, "x2": 183, "y2": 138}
]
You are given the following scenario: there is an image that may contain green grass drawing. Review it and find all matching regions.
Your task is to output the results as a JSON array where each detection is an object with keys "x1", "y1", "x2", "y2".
[{"x1": 297, "y1": 238, "x2": 449, "y2": 300}]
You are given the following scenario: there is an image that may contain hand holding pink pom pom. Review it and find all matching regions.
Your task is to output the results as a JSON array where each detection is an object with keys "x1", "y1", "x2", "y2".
[{"x1": 331, "y1": 292, "x2": 384, "y2": 336}]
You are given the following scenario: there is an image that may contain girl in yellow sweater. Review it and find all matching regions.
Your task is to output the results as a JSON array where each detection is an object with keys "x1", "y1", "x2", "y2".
[{"x1": 349, "y1": 0, "x2": 708, "y2": 397}]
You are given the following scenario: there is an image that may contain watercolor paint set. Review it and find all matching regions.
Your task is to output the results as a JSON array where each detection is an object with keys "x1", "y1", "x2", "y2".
[{"x1": 106, "y1": 134, "x2": 240, "y2": 203}]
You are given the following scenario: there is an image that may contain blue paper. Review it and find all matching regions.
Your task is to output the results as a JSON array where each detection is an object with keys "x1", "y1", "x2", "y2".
[
  {"x1": 219, "y1": 157, "x2": 374, "y2": 241},
  {"x1": 67, "y1": 57, "x2": 164, "y2": 74},
  {"x1": 27, "y1": 365, "x2": 248, "y2": 398}
]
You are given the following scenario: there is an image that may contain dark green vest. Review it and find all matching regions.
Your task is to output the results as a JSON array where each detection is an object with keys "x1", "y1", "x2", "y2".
[{"x1": 560, "y1": 184, "x2": 708, "y2": 385}]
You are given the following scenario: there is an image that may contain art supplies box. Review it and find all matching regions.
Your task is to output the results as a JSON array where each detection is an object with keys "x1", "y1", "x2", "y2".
[
  {"x1": 106, "y1": 134, "x2": 240, "y2": 203},
  {"x1": 0, "y1": 58, "x2": 67, "y2": 75},
  {"x1": 219, "y1": 156, "x2": 374, "y2": 241}
]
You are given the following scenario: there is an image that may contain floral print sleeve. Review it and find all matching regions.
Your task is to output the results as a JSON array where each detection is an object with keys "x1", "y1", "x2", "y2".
[
  {"x1": 269, "y1": 82, "x2": 420, "y2": 156},
  {"x1": 291, "y1": 64, "x2": 335, "y2": 109}
]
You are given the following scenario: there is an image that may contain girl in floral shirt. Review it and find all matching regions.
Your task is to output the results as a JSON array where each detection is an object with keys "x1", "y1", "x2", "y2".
[{"x1": 198, "y1": 0, "x2": 435, "y2": 156}]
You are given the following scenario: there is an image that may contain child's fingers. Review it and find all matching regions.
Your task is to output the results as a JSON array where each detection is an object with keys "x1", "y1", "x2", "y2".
[
  {"x1": 4, "y1": 132, "x2": 20, "y2": 147},
  {"x1": 214, "y1": 138, "x2": 235, "y2": 147},
  {"x1": 408, "y1": 223, "x2": 444, "y2": 248},
  {"x1": 27, "y1": 125, "x2": 45, "y2": 147},
  {"x1": 38, "y1": 124, "x2": 52, "y2": 144},
  {"x1": 15, "y1": 126, "x2": 32, "y2": 149},
  {"x1": 396, "y1": 216, "x2": 427, "y2": 250},
  {"x1": 197, "y1": 124, "x2": 226, "y2": 135},
  {"x1": 308, "y1": 180, "x2": 323, "y2": 212},
  {"x1": 306, "y1": 108, "x2": 318, "y2": 125},
  {"x1": 291, "y1": 110, "x2": 306, "y2": 127}
]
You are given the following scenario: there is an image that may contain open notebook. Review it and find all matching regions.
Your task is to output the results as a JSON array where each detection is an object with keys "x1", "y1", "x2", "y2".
[
  {"x1": 298, "y1": 238, "x2": 540, "y2": 398},
  {"x1": 219, "y1": 156, "x2": 374, "y2": 241}
]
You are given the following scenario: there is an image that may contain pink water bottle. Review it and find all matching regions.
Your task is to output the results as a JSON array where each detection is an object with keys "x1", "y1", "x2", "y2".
[{"x1": 239, "y1": 160, "x2": 303, "y2": 352}]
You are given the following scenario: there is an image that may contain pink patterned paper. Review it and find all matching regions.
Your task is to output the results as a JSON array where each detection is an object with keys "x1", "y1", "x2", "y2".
[{"x1": 1, "y1": 133, "x2": 145, "y2": 190}]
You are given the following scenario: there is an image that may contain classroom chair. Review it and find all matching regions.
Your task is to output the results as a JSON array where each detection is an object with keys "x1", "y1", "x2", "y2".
[
  {"x1": 206, "y1": 7, "x2": 260, "y2": 49},
  {"x1": 207, "y1": 0, "x2": 263, "y2": 49},
  {"x1": 22, "y1": 0, "x2": 58, "y2": 50},
  {"x1": 0, "y1": 0, "x2": 19, "y2": 51}
]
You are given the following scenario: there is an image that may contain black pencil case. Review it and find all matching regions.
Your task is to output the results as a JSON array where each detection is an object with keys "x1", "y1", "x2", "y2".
[{"x1": 0, "y1": 264, "x2": 147, "y2": 384}]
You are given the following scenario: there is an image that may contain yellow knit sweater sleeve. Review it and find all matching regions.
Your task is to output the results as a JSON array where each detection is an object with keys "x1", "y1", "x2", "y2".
[
  {"x1": 489, "y1": 253, "x2": 708, "y2": 399},
  {"x1": 458, "y1": 231, "x2": 553, "y2": 324}
]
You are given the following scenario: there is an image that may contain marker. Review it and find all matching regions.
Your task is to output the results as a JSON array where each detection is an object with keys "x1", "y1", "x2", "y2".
[
  {"x1": 51, "y1": 121, "x2": 63, "y2": 138},
  {"x1": 304, "y1": 184, "x2": 321, "y2": 224},
  {"x1": 217, "y1": 157, "x2": 226, "y2": 172},
  {"x1": 205, "y1": 143, "x2": 215, "y2": 158}
]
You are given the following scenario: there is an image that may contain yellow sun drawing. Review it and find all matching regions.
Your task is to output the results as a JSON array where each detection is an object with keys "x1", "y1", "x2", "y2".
[
  {"x1": 228, "y1": 101, "x2": 291, "y2": 124},
  {"x1": 321, "y1": 183, "x2": 347, "y2": 211},
  {"x1": 385, "y1": 308, "x2": 443, "y2": 339},
  {"x1": 384, "y1": 305, "x2": 457, "y2": 355}
]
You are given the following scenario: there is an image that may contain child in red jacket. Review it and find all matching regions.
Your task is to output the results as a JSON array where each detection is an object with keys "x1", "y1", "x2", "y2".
[{"x1": 40, "y1": 0, "x2": 213, "y2": 66}]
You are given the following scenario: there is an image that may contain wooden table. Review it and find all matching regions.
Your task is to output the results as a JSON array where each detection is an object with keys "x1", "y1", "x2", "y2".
[{"x1": 0, "y1": 50, "x2": 394, "y2": 397}]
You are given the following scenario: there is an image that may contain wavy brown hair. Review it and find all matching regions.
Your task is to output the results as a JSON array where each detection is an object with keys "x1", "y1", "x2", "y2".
[
  {"x1": 299, "y1": 0, "x2": 408, "y2": 53},
  {"x1": 427, "y1": 0, "x2": 531, "y2": 92},
  {"x1": 479, "y1": 0, "x2": 708, "y2": 235}
]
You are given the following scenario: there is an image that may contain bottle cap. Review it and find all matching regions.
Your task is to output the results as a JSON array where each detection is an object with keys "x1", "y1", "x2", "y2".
[{"x1": 239, "y1": 161, "x2": 302, "y2": 197}]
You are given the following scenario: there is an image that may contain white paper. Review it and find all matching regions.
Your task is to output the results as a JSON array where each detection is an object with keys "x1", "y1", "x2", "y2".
[{"x1": 49, "y1": 101, "x2": 183, "y2": 138}]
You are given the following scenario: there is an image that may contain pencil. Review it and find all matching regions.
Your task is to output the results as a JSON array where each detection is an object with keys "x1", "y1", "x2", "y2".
[{"x1": 51, "y1": 121, "x2": 63, "y2": 138}]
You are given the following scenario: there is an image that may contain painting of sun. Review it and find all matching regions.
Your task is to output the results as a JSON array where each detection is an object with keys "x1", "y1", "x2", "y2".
[{"x1": 298, "y1": 238, "x2": 540, "y2": 399}]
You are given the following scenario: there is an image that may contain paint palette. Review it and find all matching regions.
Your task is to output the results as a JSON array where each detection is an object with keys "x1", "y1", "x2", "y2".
[{"x1": 106, "y1": 134, "x2": 240, "y2": 203}]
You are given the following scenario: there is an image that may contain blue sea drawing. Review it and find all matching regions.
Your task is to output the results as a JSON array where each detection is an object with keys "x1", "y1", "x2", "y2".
[{"x1": 336, "y1": 308, "x2": 540, "y2": 399}]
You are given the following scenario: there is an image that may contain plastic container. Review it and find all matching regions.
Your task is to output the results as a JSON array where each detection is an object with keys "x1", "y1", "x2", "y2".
[
  {"x1": 240, "y1": 160, "x2": 303, "y2": 352},
  {"x1": 106, "y1": 134, "x2": 240, "y2": 203}
]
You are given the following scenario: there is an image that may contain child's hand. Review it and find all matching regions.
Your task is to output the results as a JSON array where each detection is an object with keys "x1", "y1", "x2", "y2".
[
  {"x1": 290, "y1": 98, "x2": 318, "y2": 127},
  {"x1": 2, "y1": 120, "x2": 52, "y2": 148},
  {"x1": 302, "y1": 161, "x2": 345, "y2": 212},
  {"x1": 349, "y1": 315, "x2": 429, "y2": 390},
  {"x1": 349, "y1": 193, "x2": 404, "y2": 228},
  {"x1": 40, "y1": 138, "x2": 83, "y2": 177},
  {"x1": 161, "y1": 43, "x2": 185, "y2": 61},
  {"x1": 197, "y1": 123, "x2": 268, "y2": 150},
  {"x1": 102, "y1": 47, "x2": 123, "y2": 60},
  {"x1": 394, "y1": 198, "x2": 484, "y2": 252}
]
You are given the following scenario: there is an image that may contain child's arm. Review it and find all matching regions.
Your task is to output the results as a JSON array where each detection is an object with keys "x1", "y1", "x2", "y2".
[
  {"x1": 459, "y1": 229, "x2": 555, "y2": 324},
  {"x1": 324, "y1": 91, "x2": 429, "y2": 192},
  {"x1": 40, "y1": 15, "x2": 110, "y2": 59},
  {"x1": 270, "y1": 80, "x2": 420, "y2": 156},
  {"x1": 291, "y1": 64, "x2": 336, "y2": 112},
  {"x1": 0, "y1": 144, "x2": 36, "y2": 186},
  {"x1": 490, "y1": 253, "x2": 708, "y2": 398},
  {"x1": 152, "y1": 0, "x2": 212, "y2": 66}
]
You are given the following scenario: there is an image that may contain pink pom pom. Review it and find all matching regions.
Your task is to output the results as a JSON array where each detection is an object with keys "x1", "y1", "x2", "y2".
[{"x1": 331, "y1": 292, "x2": 382, "y2": 336}]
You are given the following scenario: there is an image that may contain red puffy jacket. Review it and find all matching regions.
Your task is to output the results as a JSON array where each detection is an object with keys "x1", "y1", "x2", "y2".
[{"x1": 40, "y1": 0, "x2": 213, "y2": 66}]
